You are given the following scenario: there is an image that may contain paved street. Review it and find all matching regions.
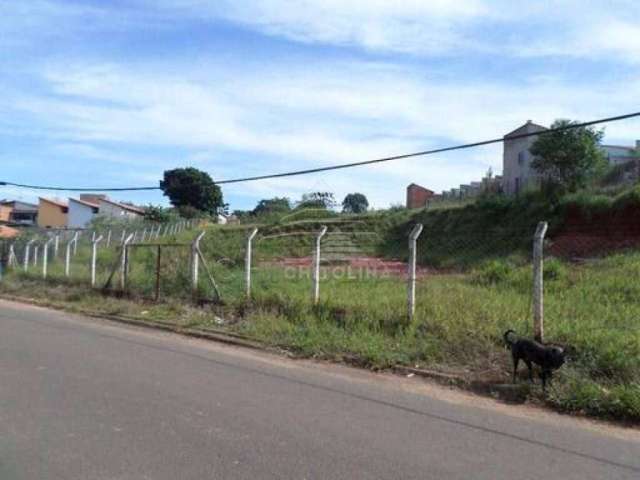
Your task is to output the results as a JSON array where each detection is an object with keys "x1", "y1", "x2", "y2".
[{"x1": 0, "y1": 299, "x2": 638, "y2": 479}]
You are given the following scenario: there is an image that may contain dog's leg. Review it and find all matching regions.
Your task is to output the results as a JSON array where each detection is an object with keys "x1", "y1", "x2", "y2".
[
  {"x1": 524, "y1": 359, "x2": 533, "y2": 383},
  {"x1": 512, "y1": 354, "x2": 520, "y2": 383},
  {"x1": 541, "y1": 371, "x2": 548, "y2": 392}
]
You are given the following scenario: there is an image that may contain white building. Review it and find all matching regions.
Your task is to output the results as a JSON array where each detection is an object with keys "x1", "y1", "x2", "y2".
[
  {"x1": 502, "y1": 121, "x2": 639, "y2": 195},
  {"x1": 67, "y1": 198, "x2": 100, "y2": 228},
  {"x1": 502, "y1": 120, "x2": 548, "y2": 195},
  {"x1": 98, "y1": 198, "x2": 145, "y2": 219}
]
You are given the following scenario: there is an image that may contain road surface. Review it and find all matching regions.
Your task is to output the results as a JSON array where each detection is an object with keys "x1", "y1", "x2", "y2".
[{"x1": 0, "y1": 299, "x2": 638, "y2": 479}]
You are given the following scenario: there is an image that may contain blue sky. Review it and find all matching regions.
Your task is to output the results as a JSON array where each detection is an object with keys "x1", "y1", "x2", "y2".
[{"x1": 2, "y1": 0, "x2": 640, "y2": 210}]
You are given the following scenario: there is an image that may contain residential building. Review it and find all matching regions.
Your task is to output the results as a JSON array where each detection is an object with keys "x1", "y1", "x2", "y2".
[
  {"x1": 98, "y1": 198, "x2": 145, "y2": 219},
  {"x1": 602, "y1": 142, "x2": 640, "y2": 165},
  {"x1": 37, "y1": 198, "x2": 68, "y2": 228},
  {"x1": 0, "y1": 200, "x2": 38, "y2": 226},
  {"x1": 502, "y1": 120, "x2": 548, "y2": 195},
  {"x1": 406, "y1": 183, "x2": 435, "y2": 209},
  {"x1": 68, "y1": 197, "x2": 100, "y2": 228},
  {"x1": 502, "y1": 120, "x2": 639, "y2": 195}
]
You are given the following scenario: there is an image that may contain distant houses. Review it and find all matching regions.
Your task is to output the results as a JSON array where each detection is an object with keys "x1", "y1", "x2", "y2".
[
  {"x1": 0, "y1": 194, "x2": 145, "y2": 230},
  {"x1": 68, "y1": 197, "x2": 100, "y2": 228},
  {"x1": 409, "y1": 120, "x2": 639, "y2": 203},
  {"x1": 37, "y1": 197, "x2": 68, "y2": 228},
  {"x1": 0, "y1": 200, "x2": 38, "y2": 226},
  {"x1": 98, "y1": 198, "x2": 146, "y2": 220}
]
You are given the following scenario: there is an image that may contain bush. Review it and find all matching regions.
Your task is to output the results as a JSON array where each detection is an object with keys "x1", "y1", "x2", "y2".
[{"x1": 472, "y1": 259, "x2": 514, "y2": 285}]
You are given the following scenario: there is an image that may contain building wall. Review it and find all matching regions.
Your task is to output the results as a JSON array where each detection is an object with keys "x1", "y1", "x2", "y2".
[
  {"x1": 37, "y1": 200, "x2": 68, "y2": 228},
  {"x1": 502, "y1": 122, "x2": 548, "y2": 195},
  {"x1": 0, "y1": 204, "x2": 12, "y2": 222},
  {"x1": 406, "y1": 184, "x2": 434, "y2": 209},
  {"x1": 98, "y1": 200, "x2": 142, "y2": 219},
  {"x1": 68, "y1": 200, "x2": 97, "y2": 228}
]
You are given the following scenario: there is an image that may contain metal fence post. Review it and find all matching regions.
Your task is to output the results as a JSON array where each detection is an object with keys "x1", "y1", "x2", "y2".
[
  {"x1": 191, "y1": 231, "x2": 206, "y2": 295},
  {"x1": 312, "y1": 226, "x2": 328, "y2": 304},
  {"x1": 407, "y1": 223, "x2": 424, "y2": 321},
  {"x1": 91, "y1": 235, "x2": 104, "y2": 287},
  {"x1": 245, "y1": 228, "x2": 258, "y2": 298},
  {"x1": 533, "y1": 221, "x2": 548, "y2": 342},
  {"x1": 42, "y1": 238, "x2": 53, "y2": 279},
  {"x1": 24, "y1": 239, "x2": 35, "y2": 272}
]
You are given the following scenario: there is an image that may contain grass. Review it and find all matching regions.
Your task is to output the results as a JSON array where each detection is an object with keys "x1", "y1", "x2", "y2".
[
  {"x1": 3, "y1": 185, "x2": 640, "y2": 422},
  {"x1": 3, "y1": 244, "x2": 639, "y2": 422}
]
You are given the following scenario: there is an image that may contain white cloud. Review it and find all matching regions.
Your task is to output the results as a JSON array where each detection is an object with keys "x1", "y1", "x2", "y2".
[{"x1": 5, "y1": 56, "x2": 639, "y2": 209}]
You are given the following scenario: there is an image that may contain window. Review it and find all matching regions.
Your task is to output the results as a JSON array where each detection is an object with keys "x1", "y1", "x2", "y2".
[{"x1": 517, "y1": 150, "x2": 526, "y2": 166}]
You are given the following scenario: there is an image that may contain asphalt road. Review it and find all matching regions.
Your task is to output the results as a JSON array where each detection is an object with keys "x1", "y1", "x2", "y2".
[{"x1": 0, "y1": 299, "x2": 638, "y2": 479}]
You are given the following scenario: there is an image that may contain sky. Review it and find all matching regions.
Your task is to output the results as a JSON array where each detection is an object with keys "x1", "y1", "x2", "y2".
[{"x1": 1, "y1": 0, "x2": 640, "y2": 210}]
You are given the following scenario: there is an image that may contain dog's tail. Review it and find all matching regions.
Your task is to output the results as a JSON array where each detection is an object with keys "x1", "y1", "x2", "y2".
[{"x1": 503, "y1": 329, "x2": 517, "y2": 347}]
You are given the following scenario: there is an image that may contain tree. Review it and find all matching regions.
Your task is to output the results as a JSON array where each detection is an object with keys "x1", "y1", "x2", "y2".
[
  {"x1": 342, "y1": 193, "x2": 369, "y2": 213},
  {"x1": 530, "y1": 120, "x2": 607, "y2": 194},
  {"x1": 252, "y1": 197, "x2": 291, "y2": 216},
  {"x1": 144, "y1": 204, "x2": 172, "y2": 223},
  {"x1": 160, "y1": 168, "x2": 223, "y2": 215},
  {"x1": 298, "y1": 192, "x2": 336, "y2": 210}
]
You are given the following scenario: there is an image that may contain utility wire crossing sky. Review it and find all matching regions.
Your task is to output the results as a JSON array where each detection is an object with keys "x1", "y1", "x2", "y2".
[{"x1": 2, "y1": 111, "x2": 639, "y2": 193}]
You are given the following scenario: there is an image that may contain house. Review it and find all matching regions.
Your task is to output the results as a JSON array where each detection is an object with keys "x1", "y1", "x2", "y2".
[
  {"x1": 0, "y1": 200, "x2": 38, "y2": 226},
  {"x1": 502, "y1": 120, "x2": 640, "y2": 195},
  {"x1": 98, "y1": 198, "x2": 145, "y2": 219},
  {"x1": 37, "y1": 198, "x2": 68, "y2": 228},
  {"x1": 406, "y1": 183, "x2": 435, "y2": 209},
  {"x1": 502, "y1": 120, "x2": 548, "y2": 195},
  {"x1": 68, "y1": 197, "x2": 100, "y2": 228},
  {"x1": 602, "y1": 142, "x2": 640, "y2": 165}
]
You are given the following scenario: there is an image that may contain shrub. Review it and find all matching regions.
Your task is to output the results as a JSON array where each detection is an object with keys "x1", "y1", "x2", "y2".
[{"x1": 472, "y1": 259, "x2": 514, "y2": 285}]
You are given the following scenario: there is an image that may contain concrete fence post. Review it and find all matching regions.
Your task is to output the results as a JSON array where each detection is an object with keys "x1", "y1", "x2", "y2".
[
  {"x1": 407, "y1": 223, "x2": 424, "y2": 321},
  {"x1": 24, "y1": 239, "x2": 35, "y2": 272},
  {"x1": 106, "y1": 230, "x2": 112, "y2": 248},
  {"x1": 191, "y1": 231, "x2": 206, "y2": 295},
  {"x1": 8, "y1": 244, "x2": 17, "y2": 268},
  {"x1": 141, "y1": 229, "x2": 147, "y2": 243},
  {"x1": 65, "y1": 238, "x2": 73, "y2": 277},
  {"x1": 245, "y1": 228, "x2": 259, "y2": 298},
  {"x1": 120, "y1": 233, "x2": 134, "y2": 291},
  {"x1": 533, "y1": 221, "x2": 548, "y2": 343},
  {"x1": 91, "y1": 235, "x2": 104, "y2": 287},
  {"x1": 91, "y1": 231, "x2": 96, "y2": 243},
  {"x1": 54, "y1": 234, "x2": 60, "y2": 258},
  {"x1": 42, "y1": 238, "x2": 53, "y2": 279},
  {"x1": 33, "y1": 244, "x2": 39, "y2": 267},
  {"x1": 312, "y1": 226, "x2": 328, "y2": 305},
  {"x1": 72, "y1": 232, "x2": 79, "y2": 256},
  {"x1": 120, "y1": 230, "x2": 126, "y2": 244}
]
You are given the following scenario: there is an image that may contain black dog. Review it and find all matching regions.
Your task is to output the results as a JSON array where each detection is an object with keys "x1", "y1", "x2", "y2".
[{"x1": 503, "y1": 330, "x2": 566, "y2": 390}]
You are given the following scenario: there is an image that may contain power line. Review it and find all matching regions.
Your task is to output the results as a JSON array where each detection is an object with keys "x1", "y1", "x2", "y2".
[{"x1": 2, "y1": 111, "x2": 639, "y2": 192}]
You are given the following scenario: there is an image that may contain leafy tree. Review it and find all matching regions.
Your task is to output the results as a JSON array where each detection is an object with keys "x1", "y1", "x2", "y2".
[
  {"x1": 530, "y1": 120, "x2": 606, "y2": 194},
  {"x1": 342, "y1": 193, "x2": 369, "y2": 213},
  {"x1": 252, "y1": 197, "x2": 291, "y2": 216},
  {"x1": 144, "y1": 204, "x2": 171, "y2": 223},
  {"x1": 298, "y1": 192, "x2": 336, "y2": 210},
  {"x1": 160, "y1": 167, "x2": 223, "y2": 215}
]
